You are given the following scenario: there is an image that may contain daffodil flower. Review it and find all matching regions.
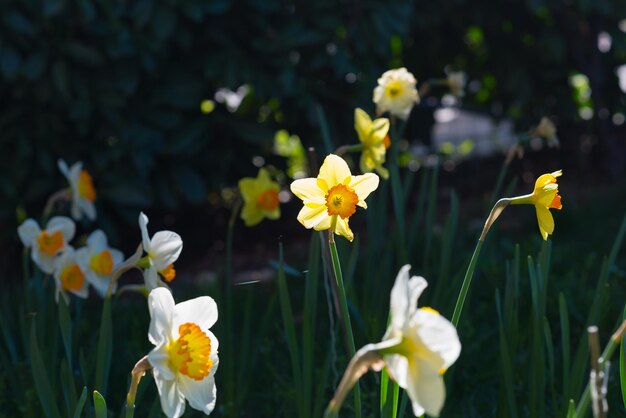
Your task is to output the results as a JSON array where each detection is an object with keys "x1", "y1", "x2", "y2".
[
  {"x1": 238, "y1": 168, "x2": 281, "y2": 226},
  {"x1": 325, "y1": 266, "x2": 461, "y2": 418},
  {"x1": 373, "y1": 67, "x2": 420, "y2": 120},
  {"x1": 147, "y1": 288, "x2": 219, "y2": 418},
  {"x1": 58, "y1": 159, "x2": 97, "y2": 221},
  {"x1": 76, "y1": 230, "x2": 124, "y2": 297},
  {"x1": 290, "y1": 154, "x2": 379, "y2": 242},
  {"x1": 139, "y1": 213, "x2": 183, "y2": 290},
  {"x1": 354, "y1": 108, "x2": 390, "y2": 179},
  {"x1": 510, "y1": 170, "x2": 563, "y2": 240},
  {"x1": 53, "y1": 246, "x2": 89, "y2": 304},
  {"x1": 446, "y1": 71, "x2": 467, "y2": 98},
  {"x1": 18, "y1": 216, "x2": 76, "y2": 274},
  {"x1": 532, "y1": 117, "x2": 559, "y2": 148}
]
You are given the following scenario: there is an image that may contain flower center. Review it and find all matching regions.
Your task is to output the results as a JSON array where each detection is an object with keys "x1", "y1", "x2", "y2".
[
  {"x1": 167, "y1": 322, "x2": 213, "y2": 381},
  {"x1": 78, "y1": 170, "x2": 96, "y2": 201},
  {"x1": 90, "y1": 250, "x2": 114, "y2": 275},
  {"x1": 383, "y1": 134, "x2": 391, "y2": 149},
  {"x1": 160, "y1": 264, "x2": 176, "y2": 282},
  {"x1": 325, "y1": 184, "x2": 358, "y2": 219},
  {"x1": 257, "y1": 189, "x2": 279, "y2": 211},
  {"x1": 37, "y1": 230, "x2": 64, "y2": 256},
  {"x1": 60, "y1": 264, "x2": 85, "y2": 291},
  {"x1": 385, "y1": 81, "x2": 403, "y2": 98}
]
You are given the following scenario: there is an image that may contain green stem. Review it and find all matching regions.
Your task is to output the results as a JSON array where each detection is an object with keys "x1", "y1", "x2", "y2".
[
  {"x1": 224, "y1": 199, "x2": 240, "y2": 417},
  {"x1": 328, "y1": 231, "x2": 361, "y2": 418},
  {"x1": 389, "y1": 118, "x2": 407, "y2": 263},
  {"x1": 451, "y1": 239, "x2": 484, "y2": 327}
]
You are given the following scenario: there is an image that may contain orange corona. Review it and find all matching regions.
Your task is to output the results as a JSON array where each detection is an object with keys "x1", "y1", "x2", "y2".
[{"x1": 167, "y1": 323, "x2": 213, "y2": 380}]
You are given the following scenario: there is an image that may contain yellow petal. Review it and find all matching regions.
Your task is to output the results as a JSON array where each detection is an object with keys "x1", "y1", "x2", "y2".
[
  {"x1": 354, "y1": 108, "x2": 372, "y2": 144},
  {"x1": 318, "y1": 154, "x2": 351, "y2": 187},
  {"x1": 370, "y1": 118, "x2": 390, "y2": 142},
  {"x1": 297, "y1": 205, "x2": 330, "y2": 229},
  {"x1": 535, "y1": 205, "x2": 554, "y2": 240},
  {"x1": 334, "y1": 217, "x2": 354, "y2": 242},
  {"x1": 241, "y1": 203, "x2": 264, "y2": 226},
  {"x1": 238, "y1": 178, "x2": 258, "y2": 201},
  {"x1": 290, "y1": 178, "x2": 325, "y2": 204},
  {"x1": 349, "y1": 173, "x2": 380, "y2": 206}
]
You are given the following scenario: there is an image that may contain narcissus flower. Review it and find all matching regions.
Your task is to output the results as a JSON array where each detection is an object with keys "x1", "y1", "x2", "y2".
[
  {"x1": 18, "y1": 217, "x2": 75, "y2": 274},
  {"x1": 510, "y1": 170, "x2": 563, "y2": 240},
  {"x1": 354, "y1": 108, "x2": 390, "y2": 179},
  {"x1": 147, "y1": 288, "x2": 219, "y2": 418},
  {"x1": 238, "y1": 168, "x2": 281, "y2": 226},
  {"x1": 290, "y1": 154, "x2": 379, "y2": 242},
  {"x1": 377, "y1": 265, "x2": 461, "y2": 417},
  {"x1": 139, "y1": 213, "x2": 183, "y2": 290},
  {"x1": 76, "y1": 230, "x2": 124, "y2": 297},
  {"x1": 373, "y1": 68, "x2": 419, "y2": 120},
  {"x1": 532, "y1": 117, "x2": 559, "y2": 148},
  {"x1": 446, "y1": 71, "x2": 467, "y2": 98},
  {"x1": 53, "y1": 246, "x2": 89, "y2": 303},
  {"x1": 58, "y1": 159, "x2": 97, "y2": 221}
]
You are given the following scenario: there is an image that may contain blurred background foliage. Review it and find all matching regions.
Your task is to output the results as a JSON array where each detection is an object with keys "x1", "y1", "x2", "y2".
[{"x1": 2, "y1": 0, "x2": 626, "y2": 260}]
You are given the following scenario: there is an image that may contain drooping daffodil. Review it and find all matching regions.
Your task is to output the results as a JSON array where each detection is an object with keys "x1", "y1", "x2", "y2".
[
  {"x1": 325, "y1": 265, "x2": 461, "y2": 417},
  {"x1": 510, "y1": 170, "x2": 563, "y2": 240},
  {"x1": 18, "y1": 216, "x2": 75, "y2": 274},
  {"x1": 373, "y1": 67, "x2": 419, "y2": 120},
  {"x1": 53, "y1": 246, "x2": 89, "y2": 304},
  {"x1": 354, "y1": 108, "x2": 390, "y2": 179},
  {"x1": 147, "y1": 288, "x2": 219, "y2": 418},
  {"x1": 238, "y1": 168, "x2": 281, "y2": 226},
  {"x1": 139, "y1": 212, "x2": 183, "y2": 290},
  {"x1": 290, "y1": 154, "x2": 379, "y2": 242},
  {"x1": 76, "y1": 230, "x2": 124, "y2": 297},
  {"x1": 58, "y1": 159, "x2": 97, "y2": 221}
]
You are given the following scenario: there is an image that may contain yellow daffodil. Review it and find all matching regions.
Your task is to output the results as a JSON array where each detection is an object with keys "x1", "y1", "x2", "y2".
[
  {"x1": 510, "y1": 170, "x2": 563, "y2": 240},
  {"x1": 76, "y1": 230, "x2": 124, "y2": 297},
  {"x1": 147, "y1": 288, "x2": 219, "y2": 418},
  {"x1": 238, "y1": 168, "x2": 281, "y2": 226},
  {"x1": 18, "y1": 216, "x2": 75, "y2": 274},
  {"x1": 58, "y1": 159, "x2": 97, "y2": 221},
  {"x1": 53, "y1": 246, "x2": 89, "y2": 304},
  {"x1": 290, "y1": 154, "x2": 379, "y2": 242},
  {"x1": 373, "y1": 67, "x2": 419, "y2": 120},
  {"x1": 325, "y1": 265, "x2": 461, "y2": 417},
  {"x1": 354, "y1": 108, "x2": 390, "y2": 179},
  {"x1": 139, "y1": 212, "x2": 183, "y2": 290},
  {"x1": 446, "y1": 71, "x2": 467, "y2": 98},
  {"x1": 532, "y1": 117, "x2": 559, "y2": 148}
]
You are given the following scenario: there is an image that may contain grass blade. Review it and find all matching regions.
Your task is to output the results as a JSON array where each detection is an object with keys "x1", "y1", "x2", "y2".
[
  {"x1": 29, "y1": 318, "x2": 61, "y2": 418},
  {"x1": 93, "y1": 390, "x2": 107, "y2": 418},
  {"x1": 94, "y1": 297, "x2": 112, "y2": 397},
  {"x1": 73, "y1": 387, "x2": 88, "y2": 418},
  {"x1": 58, "y1": 298, "x2": 72, "y2": 369}
]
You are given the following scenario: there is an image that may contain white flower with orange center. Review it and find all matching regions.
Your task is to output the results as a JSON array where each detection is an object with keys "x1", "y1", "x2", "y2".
[
  {"x1": 76, "y1": 230, "x2": 124, "y2": 297},
  {"x1": 238, "y1": 168, "x2": 281, "y2": 226},
  {"x1": 53, "y1": 246, "x2": 89, "y2": 303},
  {"x1": 58, "y1": 159, "x2": 97, "y2": 221},
  {"x1": 18, "y1": 216, "x2": 75, "y2": 274},
  {"x1": 290, "y1": 154, "x2": 379, "y2": 242},
  {"x1": 147, "y1": 288, "x2": 219, "y2": 418},
  {"x1": 139, "y1": 212, "x2": 183, "y2": 290},
  {"x1": 373, "y1": 67, "x2": 420, "y2": 120}
]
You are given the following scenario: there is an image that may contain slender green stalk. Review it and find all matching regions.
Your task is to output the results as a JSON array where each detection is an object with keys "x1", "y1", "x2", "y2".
[
  {"x1": 328, "y1": 230, "x2": 361, "y2": 418},
  {"x1": 388, "y1": 118, "x2": 407, "y2": 263},
  {"x1": 451, "y1": 240, "x2": 483, "y2": 327}
]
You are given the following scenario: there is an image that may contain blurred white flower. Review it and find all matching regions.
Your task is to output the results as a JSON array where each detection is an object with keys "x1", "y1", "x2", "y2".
[
  {"x1": 53, "y1": 246, "x2": 89, "y2": 304},
  {"x1": 139, "y1": 212, "x2": 183, "y2": 290},
  {"x1": 147, "y1": 288, "x2": 219, "y2": 418},
  {"x1": 18, "y1": 216, "x2": 75, "y2": 274},
  {"x1": 532, "y1": 117, "x2": 559, "y2": 148},
  {"x1": 373, "y1": 68, "x2": 419, "y2": 120},
  {"x1": 446, "y1": 71, "x2": 467, "y2": 98},
  {"x1": 58, "y1": 159, "x2": 97, "y2": 221},
  {"x1": 76, "y1": 230, "x2": 124, "y2": 297}
]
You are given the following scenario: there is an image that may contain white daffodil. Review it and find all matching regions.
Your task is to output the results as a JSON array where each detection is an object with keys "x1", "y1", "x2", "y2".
[
  {"x1": 373, "y1": 67, "x2": 420, "y2": 120},
  {"x1": 52, "y1": 246, "x2": 89, "y2": 304},
  {"x1": 76, "y1": 230, "x2": 124, "y2": 297},
  {"x1": 18, "y1": 216, "x2": 75, "y2": 274},
  {"x1": 147, "y1": 288, "x2": 219, "y2": 418},
  {"x1": 58, "y1": 159, "x2": 97, "y2": 221},
  {"x1": 446, "y1": 71, "x2": 467, "y2": 98},
  {"x1": 139, "y1": 212, "x2": 183, "y2": 290},
  {"x1": 325, "y1": 265, "x2": 461, "y2": 418}
]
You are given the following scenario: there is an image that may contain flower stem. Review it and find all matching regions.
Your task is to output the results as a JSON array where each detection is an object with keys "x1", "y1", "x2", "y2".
[
  {"x1": 451, "y1": 239, "x2": 484, "y2": 327},
  {"x1": 125, "y1": 356, "x2": 151, "y2": 418},
  {"x1": 328, "y1": 231, "x2": 361, "y2": 418},
  {"x1": 389, "y1": 118, "x2": 407, "y2": 263}
]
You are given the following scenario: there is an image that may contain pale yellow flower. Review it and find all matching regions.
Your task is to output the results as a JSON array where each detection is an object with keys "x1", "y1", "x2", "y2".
[
  {"x1": 354, "y1": 108, "x2": 390, "y2": 179},
  {"x1": 373, "y1": 68, "x2": 419, "y2": 120},
  {"x1": 238, "y1": 168, "x2": 281, "y2": 226},
  {"x1": 510, "y1": 170, "x2": 563, "y2": 240},
  {"x1": 532, "y1": 117, "x2": 559, "y2": 148},
  {"x1": 446, "y1": 71, "x2": 466, "y2": 98},
  {"x1": 290, "y1": 154, "x2": 379, "y2": 241}
]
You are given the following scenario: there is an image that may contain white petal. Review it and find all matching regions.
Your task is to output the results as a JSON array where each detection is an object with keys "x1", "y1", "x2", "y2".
[
  {"x1": 71, "y1": 281, "x2": 89, "y2": 299},
  {"x1": 148, "y1": 288, "x2": 175, "y2": 345},
  {"x1": 178, "y1": 375, "x2": 217, "y2": 415},
  {"x1": 144, "y1": 265, "x2": 160, "y2": 291},
  {"x1": 389, "y1": 265, "x2": 428, "y2": 330},
  {"x1": 150, "y1": 231, "x2": 182, "y2": 271},
  {"x1": 384, "y1": 353, "x2": 409, "y2": 389},
  {"x1": 139, "y1": 212, "x2": 151, "y2": 252},
  {"x1": 77, "y1": 199, "x2": 96, "y2": 221},
  {"x1": 85, "y1": 273, "x2": 112, "y2": 298},
  {"x1": 148, "y1": 343, "x2": 176, "y2": 381},
  {"x1": 414, "y1": 309, "x2": 461, "y2": 369},
  {"x1": 46, "y1": 216, "x2": 76, "y2": 243},
  {"x1": 75, "y1": 247, "x2": 90, "y2": 270},
  {"x1": 172, "y1": 296, "x2": 218, "y2": 336},
  {"x1": 33, "y1": 251, "x2": 58, "y2": 274},
  {"x1": 71, "y1": 201, "x2": 82, "y2": 221},
  {"x1": 17, "y1": 219, "x2": 40, "y2": 246},
  {"x1": 57, "y1": 159, "x2": 70, "y2": 178},
  {"x1": 406, "y1": 359, "x2": 446, "y2": 417},
  {"x1": 110, "y1": 248, "x2": 125, "y2": 267},
  {"x1": 206, "y1": 329, "x2": 220, "y2": 377},
  {"x1": 87, "y1": 230, "x2": 108, "y2": 252},
  {"x1": 154, "y1": 369, "x2": 185, "y2": 418}
]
